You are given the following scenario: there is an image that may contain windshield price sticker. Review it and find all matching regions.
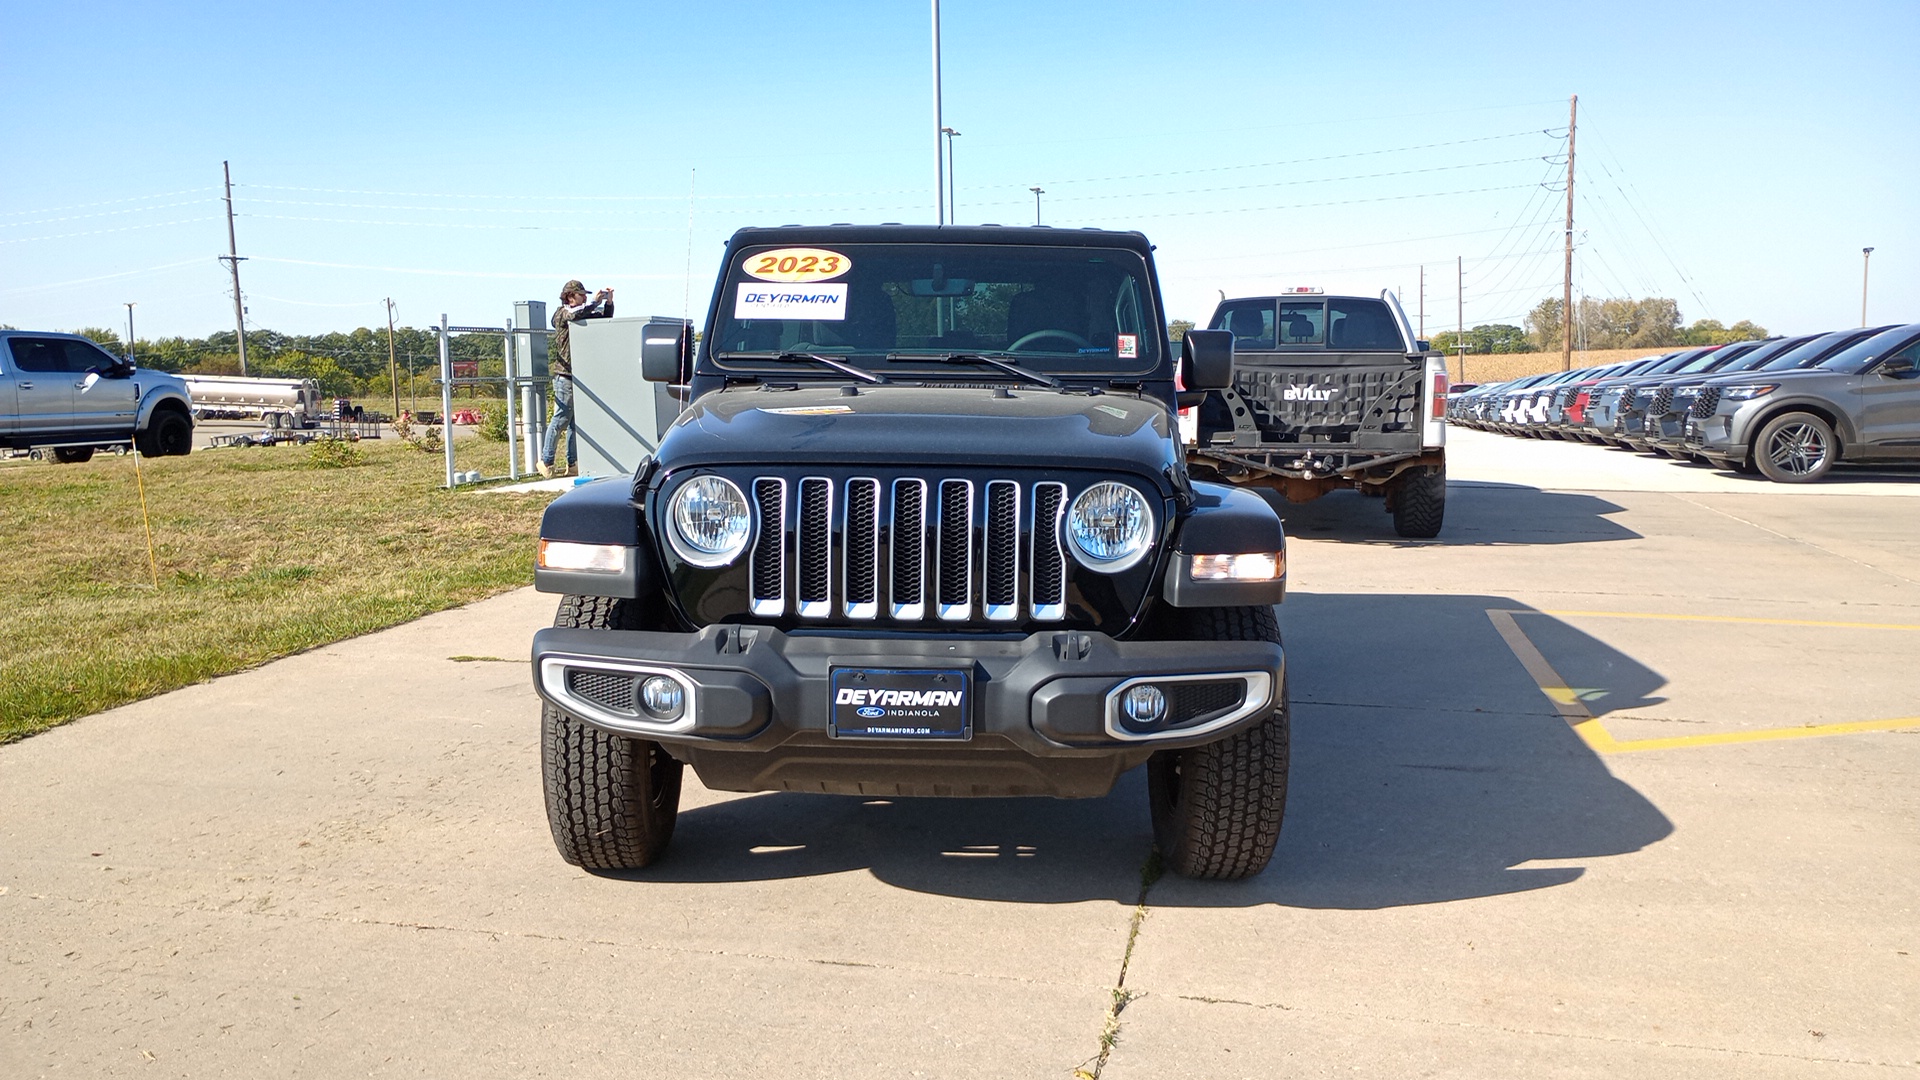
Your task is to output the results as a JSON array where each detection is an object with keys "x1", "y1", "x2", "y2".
[
  {"x1": 829, "y1": 667, "x2": 971, "y2": 740},
  {"x1": 734, "y1": 283, "x2": 848, "y2": 321},
  {"x1": 1117, "y1": 334, "x2": 1138, "y2": 359},
  {"x1": 742, "y1": 248, "x2": 852, "y2": 283}
]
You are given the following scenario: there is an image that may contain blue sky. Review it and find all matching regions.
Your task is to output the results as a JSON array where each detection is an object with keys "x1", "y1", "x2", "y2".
[{"x1": 4, "y1": 1, "x2": 1914, "y2": 343}]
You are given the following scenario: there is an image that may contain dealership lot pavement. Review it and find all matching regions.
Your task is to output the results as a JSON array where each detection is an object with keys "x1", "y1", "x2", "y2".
[{"x1": 3, "y1": 428, "x2": 1916, "y2": 1078}]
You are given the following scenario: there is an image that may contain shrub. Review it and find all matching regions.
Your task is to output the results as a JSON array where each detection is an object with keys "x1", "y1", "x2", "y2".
[
  {"x1": 306, "y1": 437, "x2": 366, "y2": 469},
  {"x1": 477, "y1": 402, "x2": 509, "y2": 442}
]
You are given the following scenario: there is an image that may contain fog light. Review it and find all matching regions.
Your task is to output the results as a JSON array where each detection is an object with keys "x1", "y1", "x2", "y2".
[
  {"x1": 640, "y1": 676, "x2": 686, "y2": 721},
  {"x1": 1124, "y1": 684, "x2": 1167, "y2": 725}
]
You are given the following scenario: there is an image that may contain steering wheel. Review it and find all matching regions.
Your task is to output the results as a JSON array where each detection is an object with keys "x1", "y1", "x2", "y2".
[{"x1": 1008, "y1": 328, "x2": 1091, "y2": 352}]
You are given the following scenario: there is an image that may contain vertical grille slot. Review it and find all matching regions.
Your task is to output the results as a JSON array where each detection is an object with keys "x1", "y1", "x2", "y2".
[
  {"x1": 797, "y1": 477, "x2": 832, "y2": 618},
  {"x1": 843, "y1": 478, "x2": 879, "y2": 619},
  {"x1": 1031, "y1": 482, "x2": 1067, "y2": 620},
  {"x1": 936, "y1": 480, "x2": 973, "y2": 621},
  {"x1": 749, "y1": 478, "x2": 786, "y2": 617},
  {"x1": 985, "y1": 481, "x2": 1020, "y2": 620},
  {"x1": 890, "y1": 479, "x2": 927, "y2": 620}
]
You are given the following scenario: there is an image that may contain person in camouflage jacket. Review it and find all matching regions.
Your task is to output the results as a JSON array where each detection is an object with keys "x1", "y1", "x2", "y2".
[{"x1": 541, "y1": 278, "x2": 613, "y2": 476}]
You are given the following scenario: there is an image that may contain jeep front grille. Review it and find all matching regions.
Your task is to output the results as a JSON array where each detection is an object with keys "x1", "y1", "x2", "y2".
[{"x1": 747, "y1": 475, "x2": 1071, "y2": 623}]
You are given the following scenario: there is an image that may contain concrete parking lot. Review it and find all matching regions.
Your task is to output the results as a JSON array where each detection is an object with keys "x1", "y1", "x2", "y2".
[{"x1": 3, "y1": 427, "x2": 1916, "y2": 1078}]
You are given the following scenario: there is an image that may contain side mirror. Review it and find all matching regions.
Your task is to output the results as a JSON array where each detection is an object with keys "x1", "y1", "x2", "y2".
[
  {"x1": 80, "y1": 371, "x2": 101, "y2": 392},
  {"x1": 1878, "y1": 355, "x2": 1916, "y2": 376},
  {"x1": 1181, "y1": 329, "x2": 1235, "y2": 391},
  {"x1": 640, "y1": 318, "x2": 692, "y2": 383}
]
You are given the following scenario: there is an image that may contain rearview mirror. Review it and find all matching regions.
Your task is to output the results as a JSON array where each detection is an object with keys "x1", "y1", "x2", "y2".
[
  {"x1": 640, "y1": 318, "x2": 692, "y2": 383},
  {"x1": 1181, "y1": 329, "x2": 1235, "y2": 391}
]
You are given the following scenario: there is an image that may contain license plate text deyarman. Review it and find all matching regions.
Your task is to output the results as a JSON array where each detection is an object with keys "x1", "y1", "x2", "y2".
[{"x1": 834, "y1": 688, "x2": 964, "y2": 707}]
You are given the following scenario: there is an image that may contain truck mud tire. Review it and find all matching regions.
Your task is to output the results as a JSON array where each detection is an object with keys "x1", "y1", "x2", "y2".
[
  {"x1": 51, "y1": 446, "x2": 95, "y2": 464},
  {"x1": 1754, "y1": 411, "x2": 1837, "y2": 483},
  {"x1": 1147, "y1": 605, "x2": 1289, "y2": 881},
  {"x1": 136, "y1": 410, "x2": 193, "y2": 458},
  {"x1": 541, "y1": 594, "x2": 685, "y2": 871},
  {"x1": 1391, "y1": 464, "x2": 1446, "y2": 538}
]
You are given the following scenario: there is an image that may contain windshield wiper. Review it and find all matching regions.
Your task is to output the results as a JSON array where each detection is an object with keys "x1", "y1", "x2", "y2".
[
  {"x1": 886, "y1": 352, "x2": 1062, "y2": 389},
  {"x1": 717, "y1": 350, "x2": 887, "y2": 384}
]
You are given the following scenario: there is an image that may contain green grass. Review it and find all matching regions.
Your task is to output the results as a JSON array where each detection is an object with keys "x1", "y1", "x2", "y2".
[{"x1": 0, "y1": 437, "x2": 556, "y2": 743}]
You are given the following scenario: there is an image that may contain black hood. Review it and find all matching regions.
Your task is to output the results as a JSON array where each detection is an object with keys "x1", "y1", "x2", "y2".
[{"x1": 654, "y1": 384, "x2": 1181, "y2": 489}]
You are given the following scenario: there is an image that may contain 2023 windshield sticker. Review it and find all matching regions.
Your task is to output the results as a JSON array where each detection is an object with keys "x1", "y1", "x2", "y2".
[{"x1": 741, "y1": 248, "x2": 852, "y2": 283}]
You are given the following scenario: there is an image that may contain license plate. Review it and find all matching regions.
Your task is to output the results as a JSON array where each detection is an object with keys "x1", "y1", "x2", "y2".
[{"x1": 829, "y1": 667, "x2": 971, "y2": 740}]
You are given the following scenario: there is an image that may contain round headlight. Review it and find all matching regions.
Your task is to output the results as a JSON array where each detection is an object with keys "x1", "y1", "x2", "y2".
[
  {"x1": 667, "y1": 475, "x2": 752, "y2": 567},
  {"x1": 1068, "y1": 481, "x2": 1155, "y2": 571}
]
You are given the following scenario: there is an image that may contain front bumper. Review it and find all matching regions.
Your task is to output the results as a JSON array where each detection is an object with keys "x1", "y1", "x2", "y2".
[{"x1": 532, "y1": 623, "x2": 1285, "y2": 797}]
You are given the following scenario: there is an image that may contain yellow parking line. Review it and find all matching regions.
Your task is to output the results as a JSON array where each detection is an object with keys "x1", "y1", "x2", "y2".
[
  {"x1": 1485, "y1": 609, "x2": 1920, "y2": 754},
  {"x1": 1539, "y1": 610, "x2": 1920, "y2": 632}
]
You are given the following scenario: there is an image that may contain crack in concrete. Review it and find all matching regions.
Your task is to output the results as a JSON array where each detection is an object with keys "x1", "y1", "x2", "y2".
[
  {"x1": 1072, "y1": 848, "x2": 1161, "y2": 1080},
  {"x1": 1667, "y1": 493, "x2": 1920, "y2": 588}
]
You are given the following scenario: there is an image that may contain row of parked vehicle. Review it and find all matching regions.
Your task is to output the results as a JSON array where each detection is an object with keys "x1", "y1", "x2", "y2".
[{"x1": 1446, "y1": 322, "x2": 1920, "y2": 482}]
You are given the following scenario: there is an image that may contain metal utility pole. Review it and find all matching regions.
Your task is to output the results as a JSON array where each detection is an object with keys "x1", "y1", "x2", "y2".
[
  {"x1": 1861, "y1": 247, "x2": 1875, "y2": 326},
  {"x1": 942, "y1": 127, "x2": 961, "y2": 223},
  {"x1": 1457, "y1": 255, "x2": 1466, "y2": 383},
  {"x1": 932, "y1": 0, "x2": 945, "y2": 225},
  {"x1": 1418, "y1": 265, "x2": 1425, "y2": 339},
  {"x1": 385, "y1": 298, "x2": 401, "y2": 420},
  {"x1": 124, "y1": 303, "x2": 136, "y2": 363},
  {"x1": 1561, "y1": 94, "x2": 1577, "y2": 372},
  {"x1": 1030, "y1": 186, "x2": 1044, "y2": 225},
  {"x1": 220, "y1": 160, "x2": 249, "y2": 375}
]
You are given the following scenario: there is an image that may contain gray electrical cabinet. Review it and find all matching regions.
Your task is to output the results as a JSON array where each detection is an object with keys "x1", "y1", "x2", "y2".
[{"x1": 567, "y1": 316, "x2": 689, "y2": 479}]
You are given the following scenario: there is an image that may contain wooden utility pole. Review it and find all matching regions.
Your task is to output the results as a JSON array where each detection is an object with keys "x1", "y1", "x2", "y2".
[
  {"x1": 1561, "y1": 94, "x2": 1577, "y2": 372},
  {"x1": 385, "y1": 298, "x2": 401, "y2": 421},
  {"x1": 1418, "y1": 265, "x2": 1425, "y2": 339},
  {"x1": 220, "y1": 161, "x2": 249, "y2": 376}
]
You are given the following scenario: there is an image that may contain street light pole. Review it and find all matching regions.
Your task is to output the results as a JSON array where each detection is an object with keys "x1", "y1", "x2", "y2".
[
  {"x1": 1861, "y1": 247, "x2": 1875, "y2": 327},
  {"x1": 932, "y1": 0, "x2": 945, "y2": 225},
  {"x1": 1030, "y1": 186, "x2": 1044, "y2": 225},
  {"x1": 941, "y1": 127, "x2": 960, "y2": 223},
  {"x1": 124, "y1": 302, "x2": 136, "y2": 364}
]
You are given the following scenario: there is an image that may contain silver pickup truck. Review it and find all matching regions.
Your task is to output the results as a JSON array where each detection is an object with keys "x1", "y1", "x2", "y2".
[
  {"x1": 0, "y1": 330, "x2": 194, "y2": 462},
  {"x1": 1185, "y1": 290, "x2": 1450, "y2": 537}
]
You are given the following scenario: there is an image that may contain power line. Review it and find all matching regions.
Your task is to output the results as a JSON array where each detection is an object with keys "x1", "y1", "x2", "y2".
[{"x1": 1, "y1": 187, "x2": 218, "y2": 219}]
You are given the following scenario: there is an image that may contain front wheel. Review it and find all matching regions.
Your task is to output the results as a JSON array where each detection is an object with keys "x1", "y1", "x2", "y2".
[
  {"x1": 541, "y1": 594, "x2": 685, "y2": 870},
  {"x1": 1754, "y1": 411, "x2": 1836, "y2": 483},
  {"x1": 137, "y1": 410, "x2": 193, "y2": 457},
  {"x1": 1148, "y1": 606, "x2": 1289, "y2": 881},
  {"x1": 51, "y1": 446, "x2": 95, "y2": 464},
  {"x1": 1391, "y1": 464, "x2": 1446, "y2": 538}
]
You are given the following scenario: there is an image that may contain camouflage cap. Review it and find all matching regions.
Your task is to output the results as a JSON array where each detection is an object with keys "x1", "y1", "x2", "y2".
[{"x1": 560, "y1": 279, "x2": 587, "y2": 298}]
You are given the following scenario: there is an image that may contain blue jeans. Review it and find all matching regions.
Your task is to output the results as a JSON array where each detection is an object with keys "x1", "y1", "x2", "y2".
[{"x1": 541, "y1": 375, "x2": 575, "y2": 467}]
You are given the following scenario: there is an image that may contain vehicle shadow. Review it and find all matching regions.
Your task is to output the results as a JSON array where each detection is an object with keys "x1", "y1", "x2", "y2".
[
  {"x1": 1266, "y1": 482, "x2": 1640, "y2": 545},
  {"x1": 615, "y1": 591, "x2": 1673, "y2": 909}
]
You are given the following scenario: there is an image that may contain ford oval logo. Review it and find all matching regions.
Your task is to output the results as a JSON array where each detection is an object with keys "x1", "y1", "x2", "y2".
[{"x1": 855, "y1": 706, "x2": 886, "y2": 719}]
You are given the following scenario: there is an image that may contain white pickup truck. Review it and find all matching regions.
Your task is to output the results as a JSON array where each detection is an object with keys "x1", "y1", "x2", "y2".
[{"x1": 0, "y1": 330, "x2": 194, "y2": 462}]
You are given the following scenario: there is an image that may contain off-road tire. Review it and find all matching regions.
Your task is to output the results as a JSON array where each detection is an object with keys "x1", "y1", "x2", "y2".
[
  {"x1": 1391, "y1": 464, "x2": 1446, "y2": 539},
  {"x1": 1148, "y1": 605, "x2": 1289, "y2": 881},
  {"x1": 541, "y1": 594, "x2": 685, "y2": 870},
  {"x1": 1753, "y1": 411, "x2": 1836, "y2": 484},
  {"x1": 136, "y1": 409, "x2": 193, "y2": 458},
  {"x1": 51, "y1": 446, "x2": 95, "y2": 464}
]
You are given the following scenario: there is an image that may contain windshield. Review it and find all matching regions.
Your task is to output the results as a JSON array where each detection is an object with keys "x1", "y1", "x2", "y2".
[
  {"x1": 1817, "y1": 325, "x2": 1920, "y2": 374},
  {"x1": 708, "y1": 242, "x2": 1160, "y2": 377}
]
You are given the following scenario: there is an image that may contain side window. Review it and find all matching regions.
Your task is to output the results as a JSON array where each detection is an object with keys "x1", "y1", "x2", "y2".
[
  {"x1": 63, "y1": 341, "x2": 117, "y2": 373},
  {"x1": 1327, "y1": 300, "x2": 1404, "y2": 350},
  {"x1": 1277, "y1": 302, "x2": 1324, "y2": 346},
  {"x1": 1210, "y1": 301, "x2": 1275, "y2": 350},
  {"x1": 8, "y1": 338, "x2": 67, "y2": 373}
]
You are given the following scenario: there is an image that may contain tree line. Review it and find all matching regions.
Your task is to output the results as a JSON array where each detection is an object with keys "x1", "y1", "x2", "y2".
[
  {"x1": 1428, "y1": 296, "x2": 1767, "y2": 355},
  {"x1": 64, "y1": 325, "x2": 513, "y2": 400}
]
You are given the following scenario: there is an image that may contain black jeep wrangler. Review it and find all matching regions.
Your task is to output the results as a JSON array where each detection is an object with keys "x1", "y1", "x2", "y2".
[{"x1": 530, "y1": 225, "x2": 1290, "y2": 879}]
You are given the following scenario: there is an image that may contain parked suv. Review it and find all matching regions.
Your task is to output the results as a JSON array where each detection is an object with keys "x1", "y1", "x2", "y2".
[
  {"x1": 1685, "y1": 323, "x2": 1920, "y2": 481},
  {"x1": 531, "y1": 225, "x2": 1291, "y2": 880},
  {"x1": 0, "y1": 331, "x2": 194, "y2": 461}
]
